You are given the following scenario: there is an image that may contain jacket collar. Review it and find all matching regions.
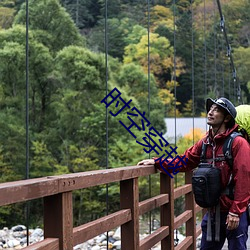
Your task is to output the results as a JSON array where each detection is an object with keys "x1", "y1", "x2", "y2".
[{"x1": 206, "y1": 124, "x2": 239, "y2": 143}]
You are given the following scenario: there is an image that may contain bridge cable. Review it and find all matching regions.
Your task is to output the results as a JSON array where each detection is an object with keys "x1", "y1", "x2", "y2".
[
  {"x1": 104, "y1": 0, "x2": 109, "y2": 248},
  {"x1": 25, "y1": 0, "x2": 30, "y2": 245},
  {"x1": 191, "y1": 0, "x2": 195, "y2": 144},
  {"x1": 172, "y1": 0, "x2": 179, "y2": 245},
  {"x1": 147, "y1": 0, "x2": 152, "y2": 234},
  {"x1": 215, "y1": 0, "x2": 242, "y2": 104},
  {"x1": 203, "y1": 0, "x2": 207, "y2": 98},
  {"x1": 213, "y1": 0, "x2": 218, "y2": 96}
]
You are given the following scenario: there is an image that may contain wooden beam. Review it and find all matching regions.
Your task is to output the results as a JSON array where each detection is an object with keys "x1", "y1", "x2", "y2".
[
  {"x1": 175, "y1": 236, "x2": 193, "y2": 250},
  {"x1": 58, "y1": 165, "x2": 156, "y2": 192},
  {"x1": 0, "y1": 177, "x2": 59, "y2": 206},
  {"x1": 22, "y1": 238, "x2": 59, "y2": 250},
  {"x1": 44, "y1": 192, "x2": 73, "y2": 250},
  {"x1": 174, "y1": 210, "x2": 192, "y2": 229},
  {"x1": 185, "y1": 172, "x2": 196, "y2": 250},
  {"x1": 139, "y1": 194, "x2": 169, "y2": 215},
  {"x1": 73, "y1": 209, "x2": 131, "y2": 245},
  {"x1": 160, "y1": 173, "x2": 174, "y2": 250},
  {"x1": 0, "y1": 165, "x2": 156, "y2": 206},
  {"x1": 120, "y1": 178, "x2": 139, "y2": 250},
  {"x1": 139, "y1": 226, "x2": 169, "y2": 250},
  {"x1": 196, "y1": 226, "x2": 202, "y2": 237},
  {"x1": 174, "y1": 184, "x2": 192, "y2": 199}
]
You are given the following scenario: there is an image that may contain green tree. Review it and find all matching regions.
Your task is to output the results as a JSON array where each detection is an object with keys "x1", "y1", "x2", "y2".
[
  {"x1": 14, "y1": 0, "x2": 84, "y2": 52},
  {"x1": 0, "y1": 6, "x2": 15, "y2": 29},
  {"x1": 61, "y1": 0, "x2": 101, "y2": 28}
]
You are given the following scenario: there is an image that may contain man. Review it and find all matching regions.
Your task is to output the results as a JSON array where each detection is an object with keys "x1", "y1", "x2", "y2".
[{"x1": 138, "y1": 97, "x2": 250, "y2": 250}]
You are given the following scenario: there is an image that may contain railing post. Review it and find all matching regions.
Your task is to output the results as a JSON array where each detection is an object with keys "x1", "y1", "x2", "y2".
[
  {"x1": 44, "y1": 192, "x2": 73, "y2": 250},
  {"x1": 185, "y1": 172, "x2": 196, "y2": 250},
  {"x1": 120, "y1": 178, "x2": 139, "y2": 250},
  {"x1": 160, "y1": 173, "x2": 174, "y2": 250}
]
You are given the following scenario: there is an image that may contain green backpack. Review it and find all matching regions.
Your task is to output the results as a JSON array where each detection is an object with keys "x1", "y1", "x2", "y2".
[{"x1": 235, "y1": 105, "x2": 250, "y2": 142}]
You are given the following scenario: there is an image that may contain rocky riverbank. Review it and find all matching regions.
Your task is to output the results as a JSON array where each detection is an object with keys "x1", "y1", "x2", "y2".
[{"x1": 0, "y1": 225, "x2": 188, "y2": 249}]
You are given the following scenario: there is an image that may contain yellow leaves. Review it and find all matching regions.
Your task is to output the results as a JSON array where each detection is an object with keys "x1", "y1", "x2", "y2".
[
  {"x1": 149, "y1": 5, "x2": 174, "y2": 32},
  {"x1": 200, "y1": 112, "x2": 207, "y2": 118},
  {"x1": 177, "y1": 128, "x2": 205, "y2": 154},
  {"x1": 124, "y1": 32, "x2": 174, "y2": 75},
  {"x1": 184, "y1": 128, "x2": 205, "y2": 141},
  {"x1": 158, "y1": 88, "x2": 174, "y2": 105}
]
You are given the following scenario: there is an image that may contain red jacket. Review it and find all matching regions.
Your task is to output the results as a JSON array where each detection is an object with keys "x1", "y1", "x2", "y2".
[{"x1": 155, "y1": 124, "x2": 250, "y2": 216}]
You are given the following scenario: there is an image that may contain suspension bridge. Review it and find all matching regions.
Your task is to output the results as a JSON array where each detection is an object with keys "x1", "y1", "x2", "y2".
[{"x1": 0, "y1": 0, "x2": 249, "y2": 249}]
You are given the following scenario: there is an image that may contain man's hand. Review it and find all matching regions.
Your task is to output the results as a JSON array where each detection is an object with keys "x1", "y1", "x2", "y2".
[
  {"x1": 226, "y1": 213, "x2": 240, "y2": 230},
  {"x1": 137, "y1": 159, "x2": 155, "y2": 166}
]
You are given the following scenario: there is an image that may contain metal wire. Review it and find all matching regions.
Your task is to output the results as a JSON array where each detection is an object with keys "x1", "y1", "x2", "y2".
[
  {"x1": 147, "y1": 0, "x2": 152, "y2": 234},
  {"x1": 215, "y1": 0, "x2": 242, "y2": 104},
  {"x1": 104, "y1": 0, "x2": 109, "y2": 248},
  {"x1": 191, "y1": 0, "x2": 195, "y2": 144},
  {"x1": 172, "y1": 0, "x2": 179, "y2": 245},
  {"x1": 204, "y1": 0, "x2": 207, "y2": 98},
  {"x1": 25, "y1": 0, "x2": 30, "y2": 245}
]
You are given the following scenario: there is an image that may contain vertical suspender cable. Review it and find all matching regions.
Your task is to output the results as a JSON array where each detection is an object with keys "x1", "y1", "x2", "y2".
[
  {"x1": 147, "y1": 0, "x2": 152, "y2": 234},
  {"x1": 191, "y1": 0, "x2": 195, "y2": 144},
  {"x1": 216, "y1": 0, "x2": 242, "y2": 104},
  {"x1": 213, "y1": 0, "x2": 217, "y2": 95},
  {"x1": 228, "y1": 64, "x2": 231, "y2": 100},
  {"x1": 204, "y1": 0, "x2": 207, "y2": 98},
  {"x1": 25, "y1": 0, "x2": 30, "y2": 245},
  {"x1": 173, "y1": 1, "x2": 176, "y2": 147},
  {"x1": 172, "y1": 0, "x2": 179, "y2": 244},
  {"x1": 220, "y1": 40, "x2": 225, "y2": 96},
  {"x1": 104, "y1": 0, "x2": 109, "y2": 247},
  {"x1": 76, "y1": 0, "x2": 79, "y2": 27}
]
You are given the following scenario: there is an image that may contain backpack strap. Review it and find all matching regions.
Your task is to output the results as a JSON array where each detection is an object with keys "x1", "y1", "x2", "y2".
[
  {"x1": 223, "y1": 132, "x2": 242, "y2": 200},
  {"x1": 200, "y1": 142, "x2": 208, "y2": 163},
  {"x1": 223, "y1": 131, "x2": 242, "y2": 169}
]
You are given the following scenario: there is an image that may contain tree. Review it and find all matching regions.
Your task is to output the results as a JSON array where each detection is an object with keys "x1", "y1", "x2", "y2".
[
  {"x1": 234, "y1": 46, "x2": 250, "y2": 102},
  {"x1": 0, "y1": 5, "x2": 15, "y2": 29},
  {"x1": 61, "y1": 0, "x2": 101, "y2": 29},
  {"x1": 116, "y1": 62, "x2": 166, "y2": 131},
  {"x1": 14, "y1": 0, "x2": 84, "y2": 52}
]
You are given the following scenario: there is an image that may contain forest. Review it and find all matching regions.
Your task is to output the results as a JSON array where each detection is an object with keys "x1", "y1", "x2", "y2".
[{"x1": 0, "y1": 0, "x2": 249, "y2": 228}]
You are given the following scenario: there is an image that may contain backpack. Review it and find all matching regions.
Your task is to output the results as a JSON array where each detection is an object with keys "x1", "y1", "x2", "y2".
[
  {"x1": 235, "y1": 105, "x2": 250, "y2": 142},
  {"x1": 192, "y1": 131, "x2": 241, "y2": 208}
]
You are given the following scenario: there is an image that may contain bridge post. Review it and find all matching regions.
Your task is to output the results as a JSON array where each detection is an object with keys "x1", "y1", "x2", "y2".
[
  {"x1": 185, "y1": 172, "x2": 196, "y2": 250},
  {"x1": 44, "y1": 192, "x2": 73, "y2": 250},
  {"x1": 120, "y1": 178, "x2": 139, "y2": 250},
  {"x1": 160, "y1": 173, "x2": 174, "y2": 250}
]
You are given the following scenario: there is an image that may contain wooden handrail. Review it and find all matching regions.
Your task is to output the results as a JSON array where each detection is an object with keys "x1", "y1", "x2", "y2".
[{"x1": 0, "y1": 165, "x2": 203, "y2": 250}]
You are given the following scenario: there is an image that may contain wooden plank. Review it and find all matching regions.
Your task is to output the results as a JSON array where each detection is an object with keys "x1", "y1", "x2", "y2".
[
  {"x1": 120, "y1": 178, "x2": 140, "y2": 250},
  {"x1": 139, "y1": 226, "x2": 169, "y2": 250},
  {"x1": 139, "y1": 194, "x2": 169, "y2": 215},
  {"x1": 22, "y1": 238, "x2": 59, "y2": 250},
  {"x1": 174, "y1": 210, "x2": 192, "y2": 229},
  {"x1": 0, "y1": 165, "x2": 156, "y2": 206},
  {"x1": 0, "y1": 177, "x2": 59, "y2": 206},
  {"x1": 174, "y1": 184, "x2": 192, "y2": 199},
  {"x1": 73, "y1": 209, "x2": 131, "y2": 245},
  {"x1": 185, "y1": 172, "x2": 196, "y2": 250},
  {"x1": 160, "y1": 173, "x2": 174, "y2": 250},
  {"x1": 196, "y1": 225, "x2": 202, "y2": 237},
  {"x1": 174, "y1": 236, "x2": 193, "y2": 250},
  {"x1": 57, "y1": 165, "x2": 156, "y2": 192},
  {"x1": 195, "y1": 204, "x2": 203, "y2": 213},
  {"x1": 44, "y1": 192, "x2": 73, "y2": 250}
]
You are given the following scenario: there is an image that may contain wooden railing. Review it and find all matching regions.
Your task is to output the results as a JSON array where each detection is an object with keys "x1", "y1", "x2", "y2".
[{"x1": 0, "y1": 165, "x2": 203, "y2": 250}]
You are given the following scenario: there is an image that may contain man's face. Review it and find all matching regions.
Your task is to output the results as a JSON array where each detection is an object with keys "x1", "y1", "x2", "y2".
[{"x1": 207, "y1": 104, "x2": 226, "y2": 127}]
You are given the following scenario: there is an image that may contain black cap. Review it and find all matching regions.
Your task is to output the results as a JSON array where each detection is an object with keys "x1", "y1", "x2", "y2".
[{"x1": 206, "y1": 97, "x2": 237, "y2": 119}]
